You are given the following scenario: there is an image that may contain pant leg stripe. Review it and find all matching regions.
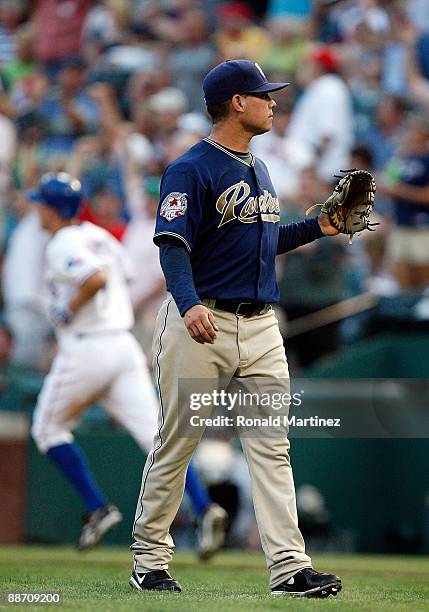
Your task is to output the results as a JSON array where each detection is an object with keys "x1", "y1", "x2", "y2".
[{"x1": 132, "y1": 298, "x2": 172, "y2": 537}]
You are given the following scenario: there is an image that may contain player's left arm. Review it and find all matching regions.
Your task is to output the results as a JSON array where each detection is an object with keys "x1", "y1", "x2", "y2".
[{"x1": 276, "y1": 214, "x2": 338, "y2": 255}]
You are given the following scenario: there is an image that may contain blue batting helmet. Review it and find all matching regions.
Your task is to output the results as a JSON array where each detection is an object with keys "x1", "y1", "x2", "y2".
[{"x1": 28, "y1": 172, "x2": 83, "y2": 219}]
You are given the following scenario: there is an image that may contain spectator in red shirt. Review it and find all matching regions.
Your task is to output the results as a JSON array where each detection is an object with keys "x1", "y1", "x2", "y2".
[
  {"x1": 33, "y1": 0, "x2": 93, "y2": 77},
  {"x1": 79, "y1": 184, "x2": 127, "y2": 242}
]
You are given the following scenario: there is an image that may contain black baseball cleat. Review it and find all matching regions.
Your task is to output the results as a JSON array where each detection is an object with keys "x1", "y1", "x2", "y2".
[
  {"x1": 129, "y1": 569, "x2": 182, "y2": 592},
  {"x1": 271, "y1": 568, "x2": 342, "y2": 598},
  {"x1": 77, "y1": 504, "x2": 122, "y2": 551}
]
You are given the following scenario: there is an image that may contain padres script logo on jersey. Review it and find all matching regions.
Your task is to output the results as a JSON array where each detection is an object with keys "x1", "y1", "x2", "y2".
[
  {"x1": 216, "y1": 181, "x2": 280, "y2": 228},
  {"x1": 160, "y1": 192, "x2": 188, "y2": 222}
]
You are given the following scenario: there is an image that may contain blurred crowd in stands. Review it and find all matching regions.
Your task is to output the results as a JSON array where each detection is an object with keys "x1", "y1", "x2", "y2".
[{"x1": 0, "y1": 0, "x2": 429, "y2": 375}]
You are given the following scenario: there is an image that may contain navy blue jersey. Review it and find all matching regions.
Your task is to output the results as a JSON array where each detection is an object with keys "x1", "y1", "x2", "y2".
[
  {"x1": 154, "y1": 138, "x2": 282, "y2": 303},
  {"x1": 393, "y1": 154, "x2": 429, "y2": 227}
]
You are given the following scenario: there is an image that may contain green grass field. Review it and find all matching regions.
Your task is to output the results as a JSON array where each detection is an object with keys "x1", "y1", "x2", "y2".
[{"x1": 0, "y1": 546, "x2": 428, "y2": 611}]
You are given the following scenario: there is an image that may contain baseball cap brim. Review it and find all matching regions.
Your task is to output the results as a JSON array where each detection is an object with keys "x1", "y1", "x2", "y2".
[
  {"x1": 242, "y1": 81, "x2": 290, "y2": 95},
  {"x1": 27, "y1": 189, "x2": 46, "y2": 204}
]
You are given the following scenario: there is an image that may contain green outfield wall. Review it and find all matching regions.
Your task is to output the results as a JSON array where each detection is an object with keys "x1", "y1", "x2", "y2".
[
  {"x1": 25, "y1": 435, "x2": 429, "y2": 553},
  {"x1": 17, "y1": 333, "x2": 429, "y2": 552}
]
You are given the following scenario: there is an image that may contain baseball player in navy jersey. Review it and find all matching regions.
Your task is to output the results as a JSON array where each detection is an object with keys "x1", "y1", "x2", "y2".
[
  {"x1": 130, "y1": 60, "x2": 343, "y2": 598},
  {"x1": 29, "y1": 173, "x2": 227, "y2": 555}
]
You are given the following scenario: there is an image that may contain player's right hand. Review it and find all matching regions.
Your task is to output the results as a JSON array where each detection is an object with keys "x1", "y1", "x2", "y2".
[{"x1": 184, "y1": 305, "x2": 219, "y2": 344}]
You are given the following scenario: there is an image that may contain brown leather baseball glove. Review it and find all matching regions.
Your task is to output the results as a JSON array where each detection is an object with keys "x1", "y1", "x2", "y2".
[{"x1": 306, "y1": 169, "x2": 378, "y2": 244}]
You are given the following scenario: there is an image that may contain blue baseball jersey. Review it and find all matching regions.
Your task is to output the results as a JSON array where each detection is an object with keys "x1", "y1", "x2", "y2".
[
  {"x1": 154, "y1": 138, "x2": 282, "y2": 303},
  {"x1": 392, "y1": 153, "x2": 429, "y2": 227}
]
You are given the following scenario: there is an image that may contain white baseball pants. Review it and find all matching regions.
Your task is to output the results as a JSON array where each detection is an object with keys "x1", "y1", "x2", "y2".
[{"x1": 32, "y1": 331, "x2": 159, "y2": 454}]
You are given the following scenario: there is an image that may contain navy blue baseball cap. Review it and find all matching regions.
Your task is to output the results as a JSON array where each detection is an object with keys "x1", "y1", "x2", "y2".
[
  {"x1": 203, "y1": 60, "x2": 289, "y2": 106},
  {"x1": 28, "y1": 172, "x2": 83, "y2": 219}
]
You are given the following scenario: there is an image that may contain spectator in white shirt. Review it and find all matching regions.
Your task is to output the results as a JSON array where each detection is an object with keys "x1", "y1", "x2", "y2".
[
  {"x1": 2, "y1": 198, "x2": 51, "y2": 369},
  {"x1": 287, "y1": 45, "x2": 353, "y2": 181}
]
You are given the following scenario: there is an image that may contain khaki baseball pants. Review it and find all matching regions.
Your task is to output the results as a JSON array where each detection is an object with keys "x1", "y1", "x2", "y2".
[{"x1": 131, "y1": 296, "x2": 311, "y2": 588}]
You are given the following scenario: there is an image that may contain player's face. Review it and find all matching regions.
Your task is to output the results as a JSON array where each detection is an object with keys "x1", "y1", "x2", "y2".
[
  {"x1": 240, "y1": 92, "x2": 277, "y2": 135},
  {"x1": 37, "y1": 203, "x2": 55, "y2": 230}
]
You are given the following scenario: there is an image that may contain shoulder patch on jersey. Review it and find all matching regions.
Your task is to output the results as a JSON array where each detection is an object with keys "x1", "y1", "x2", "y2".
[{"x1": 160, "y1": 192, "x2": 187, "y2": 222}]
